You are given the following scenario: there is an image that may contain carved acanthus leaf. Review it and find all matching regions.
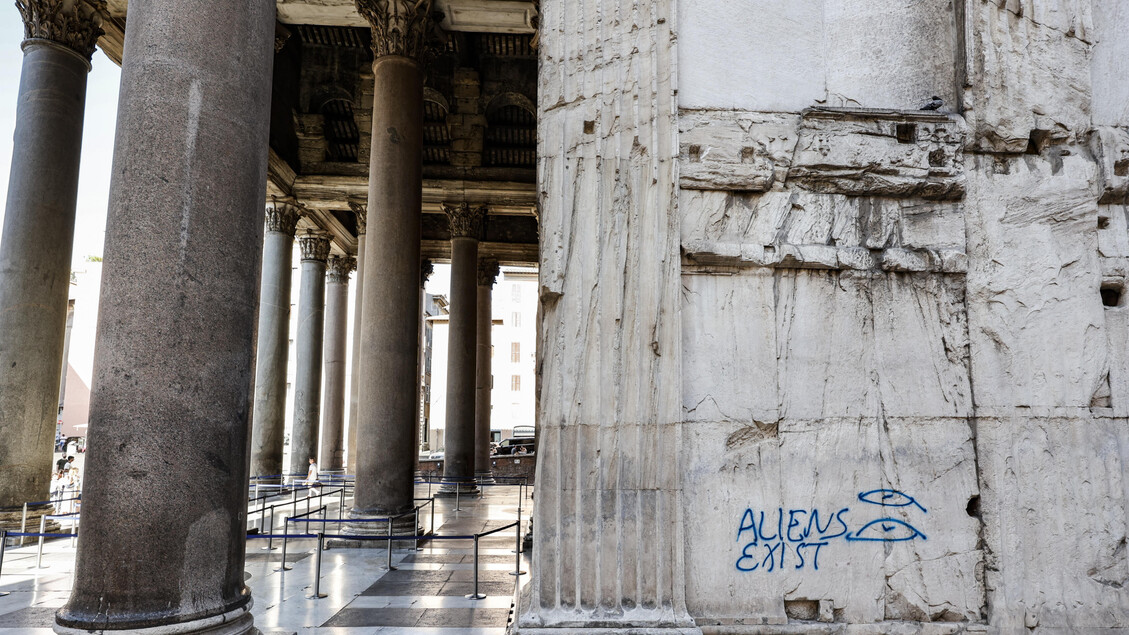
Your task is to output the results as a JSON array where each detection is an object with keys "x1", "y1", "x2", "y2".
[
  {"x1": 442, "y1": 202, "x2": 488, "y2": 239},
  {"x1": 354, "y1": 0, "x2": 435, "y2": 60},
  {"x1": 421, "y1": 258, "x2": 434, "y2": 287},
  {"x1": 348, "y1": 201, "x2": 368, "y2": 236},
  {"x1": 477, "y1": 257, "x2": 500, "y2": 287},
  {"x1": 16, "y1": 0, "x2": 105, "y2": 61},
  {"x1": 298, "y1": 231, "x2": 332, "y2": 263},
  {"x1": 326, "y1": 255, "x2": 357, "y2": 283},
  {"x1": 265, "y1": 200, "x2": 303, "y2": 236}
]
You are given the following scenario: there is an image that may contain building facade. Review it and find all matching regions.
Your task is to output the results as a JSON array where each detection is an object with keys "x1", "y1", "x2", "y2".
[{"x1": 0, "y1": 0, "x2": 1126, "y2": 633}]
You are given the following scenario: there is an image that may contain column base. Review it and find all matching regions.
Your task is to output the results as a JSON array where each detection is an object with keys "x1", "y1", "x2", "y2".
[
  {"x1": 436, "y1": 481, "x2": 479, "y2": 497},
  {"x1": 329, "y1": 509, "x2": 422, "y2": 549},
  {"x1": 55, "y1": 602, "x2": 254, "y2": 635},
  {"x1": 473, "y1": 471, "x2": 495, "y2": 485},
  {"x1": 512, "y1": 585, "x2": 700, "y2": 635}
]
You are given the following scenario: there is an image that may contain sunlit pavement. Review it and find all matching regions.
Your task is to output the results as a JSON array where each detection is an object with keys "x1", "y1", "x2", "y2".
[{"x1": 0, "y1": 483, "x2": 532, "y2": 634}]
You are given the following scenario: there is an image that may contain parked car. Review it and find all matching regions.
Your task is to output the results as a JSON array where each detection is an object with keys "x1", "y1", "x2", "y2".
[{"x1": 495, "y1": 437, "x2": 535, "y2": 455}]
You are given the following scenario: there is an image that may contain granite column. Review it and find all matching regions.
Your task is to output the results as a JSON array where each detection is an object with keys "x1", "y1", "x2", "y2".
[
  {"x1": 320, "y1": 255, "x2": 355, "y2": 471},
  {"x1": 249, "y1": 202, "x2": 300, "y2": 479},
  {"x1": 0, "y1": 0, "x2": 102, "y2": 512},
  {"x1": 345, "y1": 203, "x2": 366, "y2": 474},
  {"x1": 417, "y1": 259, "x2": 433, "y2": 465},
  {"x1": 54, "y1": 0, "x2": 274, "y2": 630},
  {"x1": 474, "y1": 258, "x2": 499, "y2": 481},
  {"x1": 291, "y1": 231, "x2": 331, "y2": 479},
  {"x1": 352, "y1": 0, "x2": 432, "y2": 524},
  {"x1": 441, "y1": 203, "x2": 486, "y2": 494}
]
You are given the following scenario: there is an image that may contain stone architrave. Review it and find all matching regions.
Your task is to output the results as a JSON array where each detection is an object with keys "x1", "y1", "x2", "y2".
[
  {"x1": 250, "y1": 201, "x2": 301, "y2": 480},
  {"x1": 440, "y1": 203, "x2": 486, "y2": 495},
  {"x1": 0, "y1": 0, "x2": 103, "y2": 516},
  {"x1": 54, "y1": 0, "x2": 274, "y2": 631},
  {"x1": 320, "y1": 254, "x2": 356, "y2": 471},
  {"x1": 291, "y1": 231, "x2": 331, "y2": 479},
  {"x1": 346, "y1": 202, "x2": 366, "y2": 474},
  {"x1": 474, "y1": 257, "x2": 499, "y2": 481},
  {"x1": 351, "y1": 0, "x2": 433, "y2": 529}
]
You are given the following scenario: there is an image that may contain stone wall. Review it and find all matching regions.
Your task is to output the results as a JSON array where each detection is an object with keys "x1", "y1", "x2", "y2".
[{"x1": 521, "y1": 0, "x2": 1129, "y2": 632}]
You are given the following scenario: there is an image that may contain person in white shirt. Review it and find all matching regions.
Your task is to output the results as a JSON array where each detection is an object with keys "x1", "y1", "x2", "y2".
[{"x1": 306, "y1": 457, "x2": 320, "y2": 497}]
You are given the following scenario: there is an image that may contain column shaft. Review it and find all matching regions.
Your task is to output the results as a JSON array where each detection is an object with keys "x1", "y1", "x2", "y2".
[
  {"x1": 346, "y1": 220, "x2": 365, "y2": 474},
  {"x1": 55, "y1": 0, "x2": 274, "y2": 630},
  {"x1": 354, "y1": 55, "x2": 423, "y2": 517},
  {"x1": 0, "y1": 39, "x2": 90, "y2": 510},
  {"x1": 250, "y1": 208, "x2": 298, "y2": 479},
  {"x1": 320, "y1": 256, "x2": 354, "y2": 471},
  {"x1": 442, "y1": 237, "x2": 479, "y2": 487},
  {"x1": 291, "y1": 233, "x2": 329, "y2": 478},
  {"x1": 474, "y1": 259, "x2": 498, "y2": 480}
]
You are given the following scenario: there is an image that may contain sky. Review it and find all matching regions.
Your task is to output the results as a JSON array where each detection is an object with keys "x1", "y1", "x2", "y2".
[{"x1": 0, "y1": 10, "x2": 121, "y2": 267}]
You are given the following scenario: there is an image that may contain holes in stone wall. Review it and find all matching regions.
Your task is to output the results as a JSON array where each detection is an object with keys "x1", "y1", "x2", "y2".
[
  {"x1": 688, "y1": 145, "x2": 701, "y2": 162},
  {"x1": 966, "y1": 495, "x2": 980, "y2": 518},
  {"x1": 1116, "y1": 159, "x2": 1129, "y2": 177},
  {"x1": 784, "y1": 599, "x2": 819, "y2": 621},
  {"x1": 1101, "y1": 281, "x2": 1124, "y2": 308},
  {"x1": 895, "y1": 123, "x2": 916, "y2": 144},
  {"x1": 1099, "y1": 214, "x2": 1111, "y2": 229},
  {"x1": 741, "y1": 147, "x2": 756, "y2": 163}
]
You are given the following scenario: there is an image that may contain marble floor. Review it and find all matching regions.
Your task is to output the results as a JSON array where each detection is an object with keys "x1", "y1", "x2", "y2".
[{"x1": 0, "y1": 482, "x2": 532, "y2": 634}]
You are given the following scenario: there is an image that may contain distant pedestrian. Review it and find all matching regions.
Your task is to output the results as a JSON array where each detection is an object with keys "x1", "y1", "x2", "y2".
[
  {"x1": 306, "y1": 457, "x2": 320, "y2": 497},
  {"x1": 56, "y1": 455, "x2": 73, "y2": 472}
]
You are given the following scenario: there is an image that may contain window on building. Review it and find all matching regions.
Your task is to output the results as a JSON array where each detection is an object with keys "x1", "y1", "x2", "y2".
[
  {"x1": 512, "y1": 311, "x2": 521, "y2": 327},
  {"x1": 511, "y1": 375, "x2": 521, "y2": 391},
  {"x1": 512, "y1": 284, "x2": 521, "y2": 303},
  {"x1": 511, "y1": 342, "x2": 520, "y2": 362}
]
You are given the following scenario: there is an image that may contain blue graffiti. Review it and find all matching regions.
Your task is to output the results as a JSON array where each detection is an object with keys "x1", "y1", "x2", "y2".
[
  {"x1": 735, "y1": 490, "x2": 928, "y2": 573},
  {"x1": 857, "y1": 489, "x2": 927, "y2": 513},
  {"x1": 846, "y1": 518, "x2": 927, "y2": 542}
]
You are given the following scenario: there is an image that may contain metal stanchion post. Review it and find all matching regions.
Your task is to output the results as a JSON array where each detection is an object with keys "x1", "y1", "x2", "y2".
[
  {"x1": 454, "y1": 484, "x2": 461, "y2": 512},
  {"x1": 291, "y1": 487, "x2": 298, "y2": 518},
  {"x1": 263, "y1": 507, "x2": 276, "y2": 551},
  {"x1": 35, "y1": 516, "x2": 46, "y2": 569},
  {"x1": 427, "y1": 473, "x2": 432, "y2": 499},
  {"x1": 311, "y1": 533, "x2": 327, "y2": 599},
  {"x1": 0, "y1": 529, "x2": 7, "y2": 597},
  {"x1": 275, "y1": 516, "x2": 292, "y2": 571},
  {"x1": 510, "y1": 505, "x2": 526, "y2": 576},
  {"x1": 465, "y1": 534, "x2": 485, "y2": 599},
  {"x1": 430, "y1": 499, "x2": 435, "y2": 536},
  {"x1": 413, "y1": 508, "x2": 422, "y2": 551},
  {"x1": 513, "y1": 484, "x2": 523, "y2": 554},
  {"x1": 339, "y1": 487, "x2": 345, "y2": 521},
  {"x1": 70, "y1": 514, "x2": 77, "y2": 548},
  {"x1": 384, "y1": 519, "x2": 395, "y2": 570},
  {"x1": 19, "y1": 503, "x2": 27, "y2": 547}
]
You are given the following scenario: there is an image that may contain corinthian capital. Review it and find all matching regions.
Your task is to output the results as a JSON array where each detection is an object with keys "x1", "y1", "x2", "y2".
[
  {"x1": 477, "y1": 258, "x2": 500, "y2": 287},
  {"x1": 354, "y1": 0, "x2": 434, "y2": 59},
  {"x1": 421, "y1": 258, "x2": 434, "y2": 287},
  {"x1": 16, "y1": 0, "x2": 106, "y2": 61},
  {"x1": 265, "y1": 200, "x2": 302, "y2": 236},
  {"x1": 326, "y1": 255, "x2": 357, "y2": 284},
  {"x1": 347, "y1": 201, "x2": 367, "y2": 236},
  {"x1": 298, "y1": 231, "x2": 332, "y2": 263},
  {"x1": 443, "y1": 202, "x2": 487, "y2": 240}
]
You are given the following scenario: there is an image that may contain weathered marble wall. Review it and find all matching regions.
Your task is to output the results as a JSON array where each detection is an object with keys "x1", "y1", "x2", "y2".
[
  {"x1": 671, "y1": 0, "x2": 1129, "y2": 631},
  {"x1": 524, "y1": 0, "x2": 1129, "y2": 632}
]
